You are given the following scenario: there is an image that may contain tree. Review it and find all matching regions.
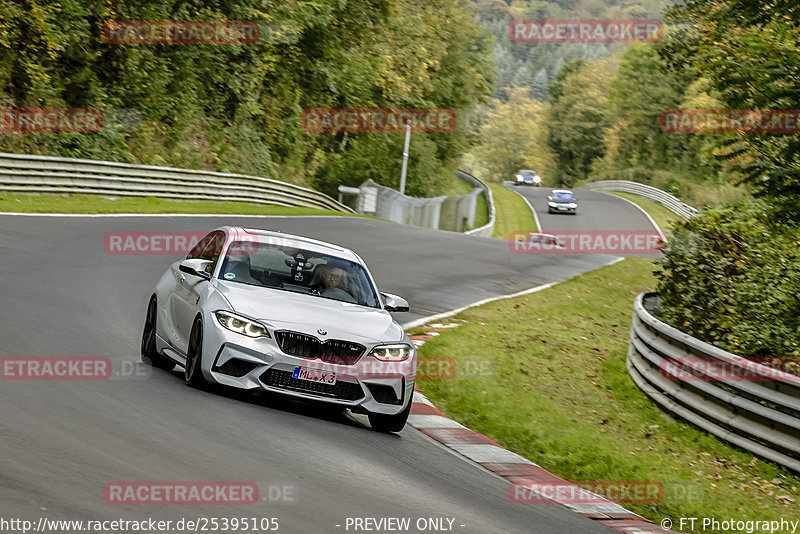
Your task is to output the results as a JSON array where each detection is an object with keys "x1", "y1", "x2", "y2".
[
  {"x1": 592, "y1": 43, "x2": 701, "y2": 180},
  {"x1": 0, "y1": 0, "x2": 494, "y2": 198},
  {"x1": 529, "y1": 68, "x2": 549, "y2": 101},
  {"x1": 546, "y1": 58, "x2": 613, "y2": 186},
  {"x1": 471, "y1": 87, "x2": 554, "y2": 182},
  {"x1": 666, "y1": 0, "x2": 800, "y2": 222}
]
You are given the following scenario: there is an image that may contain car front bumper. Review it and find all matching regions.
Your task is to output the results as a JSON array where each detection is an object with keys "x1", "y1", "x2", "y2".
[
  {"x1": 201, "y1": 314, "x2": 416, "y2": 415},
  {"x1": 549, "y1": 204, "x2": 576, "y2": 213}
]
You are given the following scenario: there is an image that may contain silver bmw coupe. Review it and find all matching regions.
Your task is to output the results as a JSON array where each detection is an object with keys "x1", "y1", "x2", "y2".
[{"x1": 141, "y1": 226, "x2": 416, "y2": 432}]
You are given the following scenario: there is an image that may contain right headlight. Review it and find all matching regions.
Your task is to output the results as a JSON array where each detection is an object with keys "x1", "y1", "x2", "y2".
[
  {"x1": 548, "y1": 201, "x2": 558, "y2": 207},
  {"x1": 214, "y1": 310, "x2": 270, "y2": 338},
  {"x1": 370, "y1": 343, "x2": 413, "y2": 362}
]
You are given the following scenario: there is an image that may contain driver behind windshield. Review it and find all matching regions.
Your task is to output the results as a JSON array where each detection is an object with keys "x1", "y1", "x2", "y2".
[
  {"x1": 321, "y1": 266, "x2": 346, "y2": 290},
  {"x1": 312, "y1": 264, "x2": 356, "y2": 303}
]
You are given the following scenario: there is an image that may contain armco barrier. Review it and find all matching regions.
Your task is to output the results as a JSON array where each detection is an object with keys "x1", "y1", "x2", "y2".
[
  {"x1": 0, "y1": 152, "x2": 353, "y2": 212},
  {"x1": 628, "y1": 292, "x2": 800, "y2": 473},
  {"x1": 458, "y1": 171, "x2": 495, "y2": 237},
  {"x1": 352, "y1": 171, "x2": 495, "y2": 235},
  {"x1": 356, "y1": 179, "x2": 447, "y2": 229},
  {"x1": 583, "y1": 180, "x2": 698, "y2": 220}
]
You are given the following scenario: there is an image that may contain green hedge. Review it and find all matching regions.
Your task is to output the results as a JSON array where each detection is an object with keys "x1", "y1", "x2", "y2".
[{"x1": 655, "y1": 202, "x2": 800, "y2": 361}]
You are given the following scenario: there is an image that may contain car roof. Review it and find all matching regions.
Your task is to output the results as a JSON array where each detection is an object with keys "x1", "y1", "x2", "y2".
[
  {"x1": 518, "y1": 169, "x2": 536, "y2": 174},
  {"x1": 551, "y1": 189, "x2": 573, "y2": 194},
  {"x1": 220, "y1": 226, "x2": 360, "y2": 262}
]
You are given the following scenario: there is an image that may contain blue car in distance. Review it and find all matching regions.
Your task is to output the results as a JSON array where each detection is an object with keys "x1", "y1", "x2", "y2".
[{"x1": 547, "y1": 189, "x2": 578, "y2": 214}]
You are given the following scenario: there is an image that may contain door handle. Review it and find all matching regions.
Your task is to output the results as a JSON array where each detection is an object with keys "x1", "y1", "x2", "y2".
[{"x1": 179, "y1": 273, "x2": 186, "y2": 282}]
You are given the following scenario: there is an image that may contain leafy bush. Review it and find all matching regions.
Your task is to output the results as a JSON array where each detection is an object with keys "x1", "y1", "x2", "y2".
[{"x1": 655, "y1": 202, "x2": 800, "y2": 360}]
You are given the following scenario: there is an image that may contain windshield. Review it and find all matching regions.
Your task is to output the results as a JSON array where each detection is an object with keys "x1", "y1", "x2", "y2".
[
  {"x1": 552, "y1": 192, "x2": 574, "y2": 201},
  {"x1": 219, "y1": 241, "x2": 380, "y2": 308}
]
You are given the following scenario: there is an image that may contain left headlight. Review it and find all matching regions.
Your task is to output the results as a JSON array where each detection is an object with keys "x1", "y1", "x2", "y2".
[
  {"x1": 568, "y1": 202, "x2": 577, "y2": 208},
  {"x1": 370, "y1": 343, "x2": 413, "y2": 362},
  {"x1": 215, "y1": 310, "x2": 270, "y2": 338}
]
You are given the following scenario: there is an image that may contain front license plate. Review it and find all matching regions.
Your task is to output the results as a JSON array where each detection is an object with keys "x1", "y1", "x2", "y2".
[
  {"x1": 292, "y1": 367, "x2": 337, "y2": 385},
  {"x1": 558, "y1": 206, "x2": 567, "y2": 210}
]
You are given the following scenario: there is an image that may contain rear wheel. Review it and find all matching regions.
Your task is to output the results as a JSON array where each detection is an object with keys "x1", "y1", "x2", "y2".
[
  {"x1": 185, "y1": 318, "x2": 210, "y2": 388},
  {"x1": 141, "y1": 297, "x2": 174, "y2": 370},
  {"x1": 368, "y1": 394, "x2": 413, "y2": 433}
]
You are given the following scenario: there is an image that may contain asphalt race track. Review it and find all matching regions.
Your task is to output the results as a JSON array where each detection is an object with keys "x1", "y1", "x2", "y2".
[
  {"x1": 510, "y1": 185, "x2": 658, "y2": 234},
  {"x1": 0, "y1": 192, "x2": 656, "y2": 534}
]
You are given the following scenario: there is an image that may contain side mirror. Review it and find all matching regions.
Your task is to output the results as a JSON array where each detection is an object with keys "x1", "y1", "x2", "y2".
[
  {"x1": 179, "y1": 258, "x2": 212, "y2": 280},
  {"x1": 381, "y1": 292, "x2": 409, "y2": 313}
]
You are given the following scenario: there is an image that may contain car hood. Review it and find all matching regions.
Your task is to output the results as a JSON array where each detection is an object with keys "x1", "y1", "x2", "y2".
[{"x1": 214, "y1": 282, "x2": 404, "y2": 344}]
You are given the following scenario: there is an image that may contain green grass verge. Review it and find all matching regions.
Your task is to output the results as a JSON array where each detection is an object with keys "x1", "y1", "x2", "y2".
[
  {"x1": 488, "y1": 183, "x2": 538, "y2": 239},
  {"x1": 607, "y1": 192, "x2": 683, "y2": 236},
  {"x1": 0, "y1": 193, "x2": 363, "y2": 217},
  {"x1": 413, "y1": 257, "x2": 799, "y2": 531},
  {"x1": 471, "y1": 191, "x2": 490, "y2": 230}
]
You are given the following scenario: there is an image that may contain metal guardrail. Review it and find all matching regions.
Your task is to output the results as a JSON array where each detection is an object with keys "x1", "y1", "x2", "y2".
[
  {"x1": 583, "y1": 180, "x2": 698, "y2": 220},
  {"x1": 629, "y1": 292, "x2": 800, "y2": 473},
  {"x1": 341, "y1": 171, "x2": 495, "y2": 235},
  {"x1": 355, "y1": 179, "x2": 447, "y2": 229},
  {"x1": 458, "y1": 171, "x2": 495, "y2": 237},
  {"x1": 0, "y1": 152, "x2": 353, "y2": 212}
]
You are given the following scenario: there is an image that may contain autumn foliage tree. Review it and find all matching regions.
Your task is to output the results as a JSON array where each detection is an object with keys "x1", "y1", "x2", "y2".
[{"x1": 0, "y1": 0, "x2": 493, "y2": 196}]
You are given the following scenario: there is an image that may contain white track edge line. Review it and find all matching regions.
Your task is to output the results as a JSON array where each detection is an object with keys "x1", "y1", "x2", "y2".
[
  {"x1": 597, "y1": 191, "x2": 667, "y2": 241},
  {"x1": 504, "y1": 184, "x2": 542, "y2": 232},
  {"x1": 402, "y1": 256, "x2": 624, "y2": 330}
]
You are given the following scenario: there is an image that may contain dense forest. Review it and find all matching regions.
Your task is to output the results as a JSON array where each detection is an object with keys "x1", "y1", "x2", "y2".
[
  {"x1": 469, "y1": 0, "x2": 800, "y2": 219},
  {"x1": 0, "y1": 0, "x2": 493, "y2": 197},
  {"x1": 2, "y1": 0, "x2": 799, "y2": 217},
  {"x1": 471, "y1": 0, "x2": 667, "y2": 100}
]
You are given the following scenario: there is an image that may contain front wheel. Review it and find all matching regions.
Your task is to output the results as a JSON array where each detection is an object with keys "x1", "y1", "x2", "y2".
[
  {"x1": 368, "y1": 394, "x2": 413, "y2": 433},
  {"x1": 185, "y1": 319, "x2": 210, "y2": 388},
  {"x1": 141, "y1": 297, "x2": 174, "y2": 370}
]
